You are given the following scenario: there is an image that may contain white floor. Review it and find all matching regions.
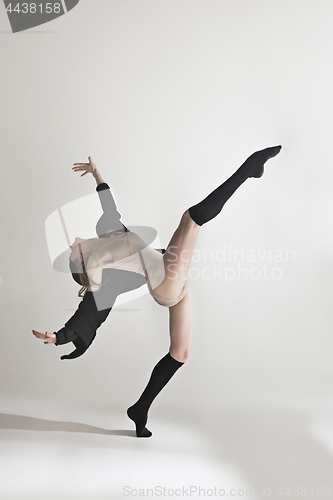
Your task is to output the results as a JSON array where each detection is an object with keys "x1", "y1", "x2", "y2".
[{"x1": 1, "y1": 401, "x2": 333, "y2": 500}]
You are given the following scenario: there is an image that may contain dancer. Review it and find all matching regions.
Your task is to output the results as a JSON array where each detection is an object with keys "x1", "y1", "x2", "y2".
[{"x1": 34, "y1": 146, "x2": 282, "y2": 437}]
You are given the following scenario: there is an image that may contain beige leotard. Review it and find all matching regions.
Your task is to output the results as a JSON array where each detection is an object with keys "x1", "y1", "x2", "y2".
[{"x1": 83, "y1": 230, "x2": 188, "y2": 307}]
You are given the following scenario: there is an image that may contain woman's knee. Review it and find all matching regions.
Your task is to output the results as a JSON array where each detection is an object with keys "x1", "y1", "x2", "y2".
[
  {"x1": 179, "y1": 209, "x2": 200, "y2": 231},
  {"x1": 170, "y1": 348, "x2": 190, "y2": 363},
  {"x1": 180, "y1": 209, "x2": 191, "y2": 225}
]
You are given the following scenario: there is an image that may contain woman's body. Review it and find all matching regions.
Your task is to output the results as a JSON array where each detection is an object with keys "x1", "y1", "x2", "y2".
[
  {"x1": 67, "y1": 184, "x2": 200, "y2": 371},
  {"x1": 34, "y1": 146, "x2": 282, "y2": 437}
]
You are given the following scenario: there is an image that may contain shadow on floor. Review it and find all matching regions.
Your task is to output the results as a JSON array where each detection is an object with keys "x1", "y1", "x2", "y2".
[{"x1": 0, "y1": 413, "x2": 135, "y2": 437}]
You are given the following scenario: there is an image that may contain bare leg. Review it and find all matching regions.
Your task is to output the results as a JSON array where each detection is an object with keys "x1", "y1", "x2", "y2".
[
  {"x1": 152, "y1": 210, "x2": 200, "y2": 300},
  {"x1": 169, "y1": 287, "x2": 193, "y2": 362}
]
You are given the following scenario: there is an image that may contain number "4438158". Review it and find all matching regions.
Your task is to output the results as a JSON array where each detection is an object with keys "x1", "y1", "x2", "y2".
[{"x1": 6, "y1": 3, "x2": 61, "y2": 14}]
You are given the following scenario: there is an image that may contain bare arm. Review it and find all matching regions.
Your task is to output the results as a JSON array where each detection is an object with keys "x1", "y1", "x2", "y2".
[
  {"x1": 73, "y1": 155, "x2": 125, "y2": 233},
  {"x1": 93, "y1": 168, "x2": 105, "y2": 186}
]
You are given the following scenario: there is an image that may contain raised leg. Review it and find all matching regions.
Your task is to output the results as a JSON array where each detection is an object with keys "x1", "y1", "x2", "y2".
[
  {"x1": 188, "y1": 145, "x2": 282, "y2": 226},
  {"x1": 152, "y1": 145, "x2": 282, "y2": 300}
]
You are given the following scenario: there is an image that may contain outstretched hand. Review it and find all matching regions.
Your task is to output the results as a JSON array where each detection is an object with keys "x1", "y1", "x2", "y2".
[
  {"x1": 32, "y1": 330, "x2": 56, "y2": 344},
  {"x1": 72, "y1": 156, "x2": 97, "y2": 177}
]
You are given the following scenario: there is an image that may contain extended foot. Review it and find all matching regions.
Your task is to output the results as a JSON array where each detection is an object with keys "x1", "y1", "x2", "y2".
[
  {"x1": 244, "y1": 145, "x2": 282, "y2": 178},
  {"x1": 127, "y1": 405, "x2": 152, "y2": 438}
]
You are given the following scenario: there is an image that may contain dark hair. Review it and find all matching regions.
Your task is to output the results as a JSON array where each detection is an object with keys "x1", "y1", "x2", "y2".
[{"x1": 69, "y1": 245, "x2": 108, "y2": 298}]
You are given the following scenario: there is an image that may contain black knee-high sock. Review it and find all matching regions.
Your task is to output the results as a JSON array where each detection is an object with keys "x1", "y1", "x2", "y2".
[
  {"x1": 127, "y1": 352, "x2": 184, "y2": 437},
  {"x1": 188, "y1": 146, "x2": 282, "y2": 226}
]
